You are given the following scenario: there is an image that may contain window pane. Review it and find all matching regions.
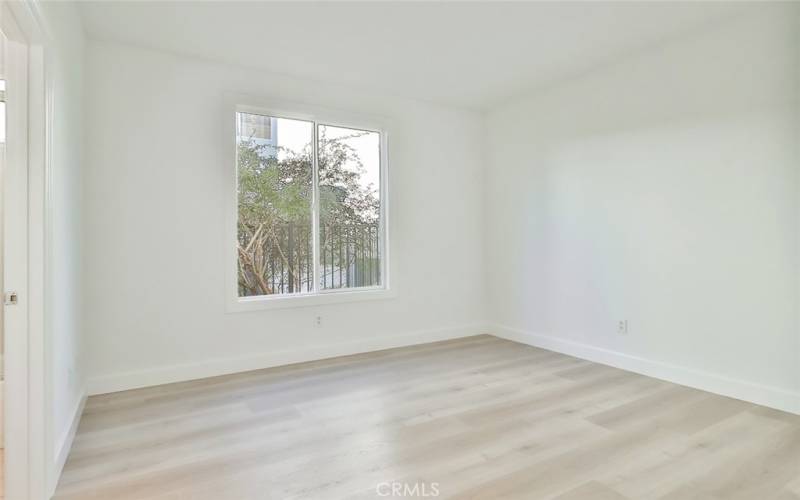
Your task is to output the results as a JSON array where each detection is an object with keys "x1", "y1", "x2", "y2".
[
  {"x1": 317, "y1": 124, "x2": 382, "y2": 290},
  {"x1": 237, "y1": 112, "x2": 313, "y2": 296}
]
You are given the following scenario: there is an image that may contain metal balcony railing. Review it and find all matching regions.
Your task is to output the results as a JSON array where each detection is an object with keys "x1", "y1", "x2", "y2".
[{"x1": 238, "y1": 223, "x2": 381, "y2": 296}]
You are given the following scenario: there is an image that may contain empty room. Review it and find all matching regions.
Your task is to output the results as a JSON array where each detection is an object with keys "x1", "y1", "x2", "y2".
[{"x1": 1, "y1": 1, "x2": 799, "y2": 499}]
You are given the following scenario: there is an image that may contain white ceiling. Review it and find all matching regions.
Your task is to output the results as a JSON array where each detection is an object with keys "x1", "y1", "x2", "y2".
[{"x1": 78, "y1": 1, "x2": 754, "y2": 111}]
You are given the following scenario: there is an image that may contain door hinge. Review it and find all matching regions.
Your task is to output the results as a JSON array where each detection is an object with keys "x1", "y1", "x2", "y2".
[{"x1": 5, "y1": 292, "x2": 18, "y2": 305}]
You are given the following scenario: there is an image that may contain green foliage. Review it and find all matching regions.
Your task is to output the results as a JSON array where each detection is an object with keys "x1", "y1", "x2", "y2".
[
  {"x1": 318, "y1": 129, "x2": 380, "y2": 225},
  {"x1": 237, "y1": 129, "x2": 378, "y2": 228},
  {"x1": 236, "y1": 130, "x2": 379, "y2": 296},
  {"x1": 237, "y1": 141, "x2": 313, "y2": 229}
]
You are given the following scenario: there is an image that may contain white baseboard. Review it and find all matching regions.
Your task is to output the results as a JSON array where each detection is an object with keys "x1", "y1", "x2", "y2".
[
  {"x1": 492, "y1": 324, "x2": 800, "y2": 416},
  {"x1": 87, "y1": 323, "x2": 488, "y2": 395},
  {"x1": 51, "y1": 390, "x2": 87, "y2": 496}
]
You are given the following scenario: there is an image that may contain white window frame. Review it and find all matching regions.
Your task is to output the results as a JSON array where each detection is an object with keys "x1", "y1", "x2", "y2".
[{"x1": 224, "y1": 95, "x2": 393, "y2": 312}]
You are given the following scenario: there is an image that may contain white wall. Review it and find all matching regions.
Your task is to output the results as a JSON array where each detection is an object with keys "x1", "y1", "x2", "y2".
[
  {"x1": 83, "y1": 41, "x2": 487, "y2": 394},
  {"x1": 36, "y1": 0, "x2": 86, "y2": 486},
  {"x1": 487, "y1": 7, "x2": 800, "y2": 413}
]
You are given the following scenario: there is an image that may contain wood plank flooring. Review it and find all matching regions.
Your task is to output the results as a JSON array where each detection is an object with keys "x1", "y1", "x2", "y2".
[{"x1": 53, "y1": 335, "x2": 800, "y2": 499}]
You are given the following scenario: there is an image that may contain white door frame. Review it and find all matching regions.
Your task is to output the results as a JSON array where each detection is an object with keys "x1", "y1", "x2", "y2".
[{"x1": 2, "y1": 2, "x2": 50, "y2": 499}]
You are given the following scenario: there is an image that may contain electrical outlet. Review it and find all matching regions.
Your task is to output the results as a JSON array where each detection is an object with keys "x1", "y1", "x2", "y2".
[
  {"x1": 315, "y1": 315, "x2": 322, "y2": 327},
  {"x1": 617, "y1": 320, "x2": 628, "y2": 335}
]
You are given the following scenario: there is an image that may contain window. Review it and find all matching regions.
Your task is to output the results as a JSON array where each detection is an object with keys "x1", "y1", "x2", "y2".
[{"x1": 234, "y1": 108, "x2": 386, "y2": 304}]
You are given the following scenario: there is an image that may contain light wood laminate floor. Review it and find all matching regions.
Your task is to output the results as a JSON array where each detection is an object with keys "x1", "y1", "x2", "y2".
[{"x1": 54, "y1": 335, "x2": 800, "y2": 500}]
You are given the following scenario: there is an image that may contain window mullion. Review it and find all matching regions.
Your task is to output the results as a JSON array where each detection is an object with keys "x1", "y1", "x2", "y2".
[{"x1": 311, "y1": 121, "x2": 321, "y2": 294}]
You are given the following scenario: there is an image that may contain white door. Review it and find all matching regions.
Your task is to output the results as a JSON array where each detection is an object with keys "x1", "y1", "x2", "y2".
[
  {"x1": 0, "y1": 20, "x2": 5, "y2": 454},
  {"x1": 1, "y1": 8, "x2": 29, "y2": 500},
  {"x1": 0, "y1": 2, "x2": 50, "y2": 497}
]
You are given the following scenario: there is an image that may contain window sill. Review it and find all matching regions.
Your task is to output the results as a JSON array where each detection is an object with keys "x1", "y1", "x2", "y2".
[{"x1": 226, "y1": 287, "x2": 396, "y2": 313}]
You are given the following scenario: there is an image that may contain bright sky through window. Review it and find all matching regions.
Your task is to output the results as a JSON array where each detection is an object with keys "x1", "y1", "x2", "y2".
[{"x1": 276, "y1": 119, "x2": 380, "y2": 194}]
